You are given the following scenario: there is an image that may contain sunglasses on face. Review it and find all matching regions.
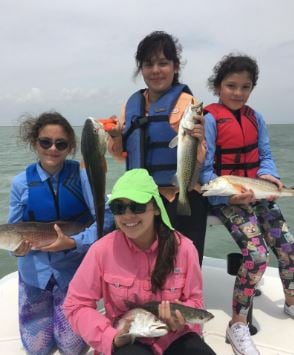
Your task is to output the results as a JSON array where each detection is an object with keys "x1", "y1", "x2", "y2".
[
  {"x1": 37, "y1": 138, "x2": 69, "y2": 151},
  {"x1": 109, "y1": 200, "x2": 148, "y2": 215}
]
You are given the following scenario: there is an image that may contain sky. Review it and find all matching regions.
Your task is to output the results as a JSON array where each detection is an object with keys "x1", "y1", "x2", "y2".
[{"x1": 0, "y1": 0, "x2": 293, "y2": 126}]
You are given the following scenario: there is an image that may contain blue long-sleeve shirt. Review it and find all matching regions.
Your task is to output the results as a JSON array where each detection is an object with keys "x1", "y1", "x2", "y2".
[
  {"x1": 199, "y1": 110, "x2": 279, "y2": 206},
  {"x1": 8, "y1": 161, "x2": 114, "y2": 289}
]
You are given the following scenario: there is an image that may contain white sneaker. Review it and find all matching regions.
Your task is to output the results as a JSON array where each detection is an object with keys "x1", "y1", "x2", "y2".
[
  {"x1": 284, "y1": 303, "x2": 294, "y2": 318},
  {"x1": 226, "y1": 322, "x2": 260, "y2": 355}
]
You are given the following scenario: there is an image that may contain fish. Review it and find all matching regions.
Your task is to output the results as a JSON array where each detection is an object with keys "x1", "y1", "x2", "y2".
[
  {"x1": 125, "y1": 300, "x2": 214, "y2": 325},
  {"x1": 115, "y1": 308, "x2": 169, "y2": 341},
  {"x1": 169, "y1": 102, "x2": 203, "y2": 215},
  {"x1": 201, "y1": 175, "x2": 294, "y2": 199},
  {"x1": 0, "y1": 221, "x2": 88, "y2": 252},
  {"x1": 81, "y1": 117, "x2": 108, "y2": 237}
]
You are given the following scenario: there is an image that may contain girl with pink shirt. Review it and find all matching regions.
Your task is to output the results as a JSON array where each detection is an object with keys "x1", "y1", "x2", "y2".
[{"x1": 63, "y1": 169, "x2": 215, "y2": 355}]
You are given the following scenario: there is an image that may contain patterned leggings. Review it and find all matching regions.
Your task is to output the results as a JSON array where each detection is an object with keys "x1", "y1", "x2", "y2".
[
  {"x1": 212, "y1": 200, "x2": 294, "y2": 316},
  {"x1": 18, "y1": 275, "x2": 88, "y2": 355}
]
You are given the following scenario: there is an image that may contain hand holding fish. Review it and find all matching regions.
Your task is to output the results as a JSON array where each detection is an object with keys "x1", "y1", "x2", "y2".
[
  {"x1": 36, "y1": 224, "x2": 76, "y2": 252},
  {"x1": 183, "y1": 114, "x2": 204, "y2": 141},
  {"x1": 159, "y1": 300, "x2": 185, "y2": 332},
  {"x1": 258, "y1": 174, "x2": 284, "y2": 200},
  {"x1": 201, "y1": 175, "x2": 294, "y2": 200},
  {"x1": 229, "y1": 189, "x2": 256, "y2": 206},
  {"x1": 228, "y1": 175, "x2": 284, "y2": 205},
  {"x1": 113, "y1": 315, "x2": 134, "y2": 348}
]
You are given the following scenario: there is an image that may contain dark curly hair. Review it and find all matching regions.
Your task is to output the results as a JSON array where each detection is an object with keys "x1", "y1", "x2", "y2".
[
  {"x1": 134, "y1": 31, "x2": 182, "y2": 85},
  {"x1": 208, "y1": 53, "x2": 259, "y2": 95},
  {"x1": 18, "y1": 111, "x2": 77, "y2": 155}
]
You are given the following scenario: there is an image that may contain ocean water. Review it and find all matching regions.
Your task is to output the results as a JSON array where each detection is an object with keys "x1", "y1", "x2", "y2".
[{"x1": 1, "y1": 125, "x2": 294, "y2": 278}]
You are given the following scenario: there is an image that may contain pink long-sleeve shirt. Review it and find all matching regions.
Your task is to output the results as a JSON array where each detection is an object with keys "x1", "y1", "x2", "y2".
[{"x1": 63, "y1": 230, "x2": 204, "y2": 355}]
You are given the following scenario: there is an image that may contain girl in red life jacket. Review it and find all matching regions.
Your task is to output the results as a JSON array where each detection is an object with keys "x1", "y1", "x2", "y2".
[{"x1": 200, "y1": 54, "x2": 294, "y2": 355}]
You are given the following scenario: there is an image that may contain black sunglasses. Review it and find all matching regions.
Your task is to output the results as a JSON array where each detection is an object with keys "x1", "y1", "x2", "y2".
[
  {"x1": 109, "y1": 200, "x2": 148, "y2": 215},
  {"x1": 37, "y1": 138, "x2": 69, "y2": 151}
]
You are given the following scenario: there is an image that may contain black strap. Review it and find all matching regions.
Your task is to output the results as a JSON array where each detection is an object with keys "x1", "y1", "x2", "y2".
[
  {"x1": 147, "y1": 163, "x2": 177, "y2": 173},
  {"x1": 213, "y1": 160, "x2": 260, "y2": 171},
  {"x1": 217, "y1": 142, "x2": 258, "y2": 155},
  {"x1": 123, "y1": 114, "x2": 169, "y2": 141}
]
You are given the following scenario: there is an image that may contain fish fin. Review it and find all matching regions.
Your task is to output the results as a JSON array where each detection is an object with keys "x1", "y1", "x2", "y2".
[
  {"x1": 160, "y1": 187, "x2": 178, "y2": 202},
  {"x1": 171, "y1": 174, "x2": 179, "y2": 187},
  {"x1": 168, "y1": 136, "x2": 178, "y2": 148}
]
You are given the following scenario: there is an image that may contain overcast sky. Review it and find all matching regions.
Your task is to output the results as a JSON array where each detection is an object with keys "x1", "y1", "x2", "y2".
[{"x1": 0, "y1": 0, "x2": 293, "y2": 126}]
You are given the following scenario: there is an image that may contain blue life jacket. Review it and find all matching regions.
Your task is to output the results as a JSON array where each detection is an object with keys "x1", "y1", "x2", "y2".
[
  {"x1": 23, "y1": 160, "x2": 93, "y2": 224},
  {"x1": 123, "y1": 84, "x2": 192, "y2": 186}
]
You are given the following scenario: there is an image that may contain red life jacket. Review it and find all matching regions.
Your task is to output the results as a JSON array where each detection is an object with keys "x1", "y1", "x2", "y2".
[{"x1": 204, "y1": 103, "x2": 259, "y2": 177}]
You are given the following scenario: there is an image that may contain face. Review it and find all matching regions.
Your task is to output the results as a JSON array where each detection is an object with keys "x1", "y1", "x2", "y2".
[
  {"x1": 113, "y1": 199, "x2": 160, "y2": 249},
  {"x1": 217, "y1": 71, "x2": 253, "y2": 111},
  {"x1": 141, "y1": 50, "x2": 178, "y2": 102},
  {"x1": 34, "y1": 124, "x2": 71, "y2": 174}
]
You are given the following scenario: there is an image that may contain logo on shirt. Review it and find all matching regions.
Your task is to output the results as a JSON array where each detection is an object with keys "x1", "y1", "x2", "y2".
[{"x1": 173, "y1": 267, "x2": 182, "y2": 273}]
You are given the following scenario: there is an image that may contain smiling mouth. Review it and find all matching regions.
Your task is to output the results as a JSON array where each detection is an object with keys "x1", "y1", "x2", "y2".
[{"x1": 124, "y1": 222, "x2": 139, "y2": 228}]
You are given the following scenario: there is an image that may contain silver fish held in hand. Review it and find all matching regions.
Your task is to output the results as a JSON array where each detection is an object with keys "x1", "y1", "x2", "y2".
[
  {"x1": 201, "y1": 175, "x2": 294, "y2": 199},
  {"x1": 169, "y1": 102, "x2": 203, "y2": 216},
  {"x1": 0, "y1": 221, "x2": 88, "y2": 251},
  {"x1": 125, "y1": 300, "x2": 214, "y2": 324},
  {"x1": 115, "y1": 308, "x2": 169, "y2": 341},
  {"x1": 81, "y1": 118, "x2": 108, "y2": 237}
]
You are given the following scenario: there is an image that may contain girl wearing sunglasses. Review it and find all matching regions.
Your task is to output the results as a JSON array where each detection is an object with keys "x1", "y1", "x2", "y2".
[
  {"x1": 64, "y1": 169, "x2": 216, "y2": 355},
  {"x1": 7, "y1": 111, "x2": 114, "y2": 355}
]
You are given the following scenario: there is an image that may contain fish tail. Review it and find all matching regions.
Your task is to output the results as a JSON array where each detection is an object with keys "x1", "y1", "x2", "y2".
[{"x1": 177, "y1": 193, "x2": 191, "y2": 216}]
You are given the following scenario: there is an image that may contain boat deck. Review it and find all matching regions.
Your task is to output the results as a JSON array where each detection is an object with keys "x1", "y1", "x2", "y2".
[{"x1": 0, "y1": 257, "x2": 293, "y2": 354}]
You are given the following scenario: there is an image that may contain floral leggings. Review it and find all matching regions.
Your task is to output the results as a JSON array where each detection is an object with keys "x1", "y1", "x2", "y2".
[
  {"x1": 19, "y1": 275, "x2": 87, "y2": 355},
  {"x1": 212, "y1": 200, "x2": 294, "y2": 316}
]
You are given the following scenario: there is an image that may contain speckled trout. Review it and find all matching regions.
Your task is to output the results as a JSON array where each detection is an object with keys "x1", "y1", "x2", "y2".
[
  {"x1": 169, "y1": 102, "x2": 203, "y2": 215},
  {"x1": 125, "y1": 301, "x2": 214, "y2": 324},
  {"x1": 0, "y1": 221, "x2": 87, "y2": 252},
  {"x1": 81, "y1": 118, "x2": 108, "y2": 237},
  {"x1": 201, "y1": 175, "x2": 294, "y2": 199}
]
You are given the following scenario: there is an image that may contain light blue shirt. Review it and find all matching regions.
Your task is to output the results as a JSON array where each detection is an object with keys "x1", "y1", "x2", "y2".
[
  {"x1": 199, "y1": 110, "x2": 279, "y2": 206},
  {"x1": 8, "y1": 161, "x2": 114, "y2": 289}
]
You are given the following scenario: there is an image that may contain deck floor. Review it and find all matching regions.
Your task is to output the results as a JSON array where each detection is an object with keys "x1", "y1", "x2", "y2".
[{"x1": 1, "y1": 258, "x2": 293, "y2": 354}]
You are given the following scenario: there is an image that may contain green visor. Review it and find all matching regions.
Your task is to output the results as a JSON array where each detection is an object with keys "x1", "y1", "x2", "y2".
[{"x1": 108, "y1": 169, "x2": 174, "y2": 230}]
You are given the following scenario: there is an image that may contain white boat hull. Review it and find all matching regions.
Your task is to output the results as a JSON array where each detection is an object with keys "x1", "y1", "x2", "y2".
[{"x1": 0, "y1": 257, "x2": 292, "y2": 354}]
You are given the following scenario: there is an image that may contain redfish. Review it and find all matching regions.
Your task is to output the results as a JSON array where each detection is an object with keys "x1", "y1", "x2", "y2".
[
  {"x1": 201, "y1": 175, "x2": 294, "y2": 199},
  {"x1": 0, "y1": 221, "x2": 87, "y2": 251}
]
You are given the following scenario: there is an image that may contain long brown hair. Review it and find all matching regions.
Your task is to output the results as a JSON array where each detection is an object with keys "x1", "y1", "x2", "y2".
[{"x1": 151, "y1": 215, "x2": 178, "y2": 293}]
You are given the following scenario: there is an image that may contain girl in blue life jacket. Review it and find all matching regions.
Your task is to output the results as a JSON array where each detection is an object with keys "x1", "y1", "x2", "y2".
[
  {"x1": 8, "y1": 111, "x2": 113, "y2": 355},
  {"x1": 200, "y1": 54, "x2": 294, "y2": 355},
  {"x1": 107, "y1": 31, "x2": 208, "y2": 265}
]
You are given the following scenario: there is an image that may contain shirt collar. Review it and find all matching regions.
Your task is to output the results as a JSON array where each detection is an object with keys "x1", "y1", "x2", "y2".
[
  {"x1": 36, "y1": 162, "x2": 62, "y2": 182},
  {"x1": 123, "y1": 231, "x2": 159, "y2": 253}
]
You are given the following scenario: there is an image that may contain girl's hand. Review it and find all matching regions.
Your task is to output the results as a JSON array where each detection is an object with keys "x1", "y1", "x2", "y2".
[
  {"x1": 13, "y1": 240, "x2": 32, "y2": 256},
  {"x1": 104, "y1": 116, "x2": 123, "y2": 138},
  {"x1": 113, "y1": 316, "x2": 133, "y2": 348},
  {"x1": 159, "y1": 300, "x2": 185, "y2": 332},
  {"x1": 185, "y1": 115, "x2": 204, "y2": 141},
  {"x1": 258, "y1": 175, "x2": 283, "y2": 200},
  {"x1": 229, "y1": 189, "x2": 256, "y2": 206},
  {"x1": 37, "y1": 224, "x2": 76, "y2": 252}
]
